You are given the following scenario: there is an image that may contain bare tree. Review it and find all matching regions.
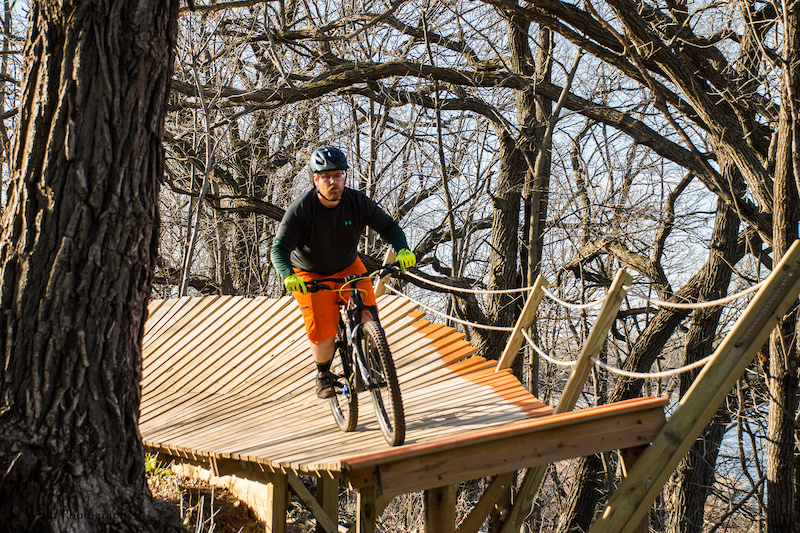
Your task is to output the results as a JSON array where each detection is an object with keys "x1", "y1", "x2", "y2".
[{"x1": 0, "y1": 2, "x2": 181, "y2": 531}]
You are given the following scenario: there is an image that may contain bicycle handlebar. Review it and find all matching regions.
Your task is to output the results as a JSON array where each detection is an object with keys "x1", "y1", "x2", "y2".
[{"x1": 305, "y1": 262, "x2": 402, "y2": 293}]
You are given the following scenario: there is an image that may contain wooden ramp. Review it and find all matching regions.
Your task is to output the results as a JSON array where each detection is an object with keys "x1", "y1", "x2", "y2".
[{"x1": 140, "y1": 293, "x2": 667, "y2": 532}]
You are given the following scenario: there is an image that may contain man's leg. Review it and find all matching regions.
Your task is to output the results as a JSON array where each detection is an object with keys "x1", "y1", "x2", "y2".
[
  {"x1": 311, "y1": 336, "x2": 337, "y2": 398},
  {"x1": 311, "y1": 336, "x2": 335, "y2": 364}
]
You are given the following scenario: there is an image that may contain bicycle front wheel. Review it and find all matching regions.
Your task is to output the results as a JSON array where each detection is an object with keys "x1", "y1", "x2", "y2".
[
  {"x1": 360, "y1": 320, "x2": 405, "y2": 446},
  {"x1": 328, "y1": 329, "x2": 358, "y2": 432}
]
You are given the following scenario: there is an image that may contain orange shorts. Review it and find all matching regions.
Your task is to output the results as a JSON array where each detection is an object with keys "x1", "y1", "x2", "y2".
[{"x1": 292, "y1": 258, "x2": 377, "y2": 344}]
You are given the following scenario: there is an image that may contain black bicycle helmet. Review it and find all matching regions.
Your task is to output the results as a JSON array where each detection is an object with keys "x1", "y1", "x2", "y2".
[{"x1": 309, "y1": 146, "x2": 349, "y2": 172}]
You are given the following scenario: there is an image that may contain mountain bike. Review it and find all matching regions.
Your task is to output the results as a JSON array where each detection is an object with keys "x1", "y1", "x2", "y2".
[{"x1": 306, "y1": 263, "x2": 405, "y2": 446}]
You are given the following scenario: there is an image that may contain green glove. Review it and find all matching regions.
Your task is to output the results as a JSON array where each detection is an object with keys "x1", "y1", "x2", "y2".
[
  {"x1": 284, "y1": 273, "x2": 307, "y2": 294},
  {"x1": 396, "y1": 248, "x2": 416, "y2": 272}
]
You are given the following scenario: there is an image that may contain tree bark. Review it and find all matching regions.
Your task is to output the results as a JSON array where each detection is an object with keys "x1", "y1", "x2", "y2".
[
  {"x1": 665, "y1": 199, "x2": 739, "y2": 533},
  {"x1": 766, "y1": 2, "x2": 800, "y2": 525},
  {"x1": 0, "y1": 2, "x2": 180, "y2": 532}
]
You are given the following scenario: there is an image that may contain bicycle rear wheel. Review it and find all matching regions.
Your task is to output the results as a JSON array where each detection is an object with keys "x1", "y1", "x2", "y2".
[
  {"x1": 328, "y1": 329, "x2": 358, "y2": 432},
  {"x1": 360, "y1": 320, "x2": 405, "y2": 446}
]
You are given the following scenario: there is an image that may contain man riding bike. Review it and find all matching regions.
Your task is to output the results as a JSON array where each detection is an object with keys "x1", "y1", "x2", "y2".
[{"x1": 270, "y1": 146, "x2": 416, "y2": 398}]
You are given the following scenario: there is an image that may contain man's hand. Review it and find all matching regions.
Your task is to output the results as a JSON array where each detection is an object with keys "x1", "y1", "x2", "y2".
[
  {"x1": 284, "y1": 273, "x2": 307, "y2": 294},
  {"x1": 397, "y1": 249, "x2": 416, "y2": 272}
]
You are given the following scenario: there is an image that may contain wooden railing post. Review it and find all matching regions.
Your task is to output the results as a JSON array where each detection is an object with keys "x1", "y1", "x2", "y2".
[
  {"x1": 556, "y1": 269, "x2": 632, "y2": 414},
  {"x1": 496, "y1": 275, "x2": 550, "y2": 371},
  {"x1": 374, "y1": 249, "x2": 397, "y2": 297},
  {"x1": 592, "y1": 240, "x2": 800, "y2": 533},
  {"x1": 500, "y1": 269, "x2": 632, "y2": 533}
]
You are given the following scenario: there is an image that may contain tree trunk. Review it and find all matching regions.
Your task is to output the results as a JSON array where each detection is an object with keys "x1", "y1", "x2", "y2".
[
  {"x1": 665, "y1": 199, "x2": 739, "y2": 533},
  {"x1": 475, "y1": 128, "x2": 525, "y2": 361},
  {"x1": 766, "y1": 3, "x2": 800, "y2": 526},
  {"x1": 0, "y1": 2, "x2": 180, "y2": 532}
]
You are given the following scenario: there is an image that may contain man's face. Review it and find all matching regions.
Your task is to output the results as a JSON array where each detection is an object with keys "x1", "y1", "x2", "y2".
[{"x1": 313, "y1": 170, "x2": 345, "y2": 202}]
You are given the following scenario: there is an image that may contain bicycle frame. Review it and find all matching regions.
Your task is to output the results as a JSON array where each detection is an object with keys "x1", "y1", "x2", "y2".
[
  {"x1": 310, "y1": 264, "x2": 397, "y2": 391},
  {"x1": 304, "y1": 262, "x2": 406, "y2": 445}
]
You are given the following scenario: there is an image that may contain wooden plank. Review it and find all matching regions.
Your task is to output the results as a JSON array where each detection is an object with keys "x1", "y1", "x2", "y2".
[
  {"x1": 592, "y1": 239, "x2": 800, "y2": 533},
  {"x1": 496, "y1": 275, "x2": 549, "y2": 371},
  {"x1": 332, "y1": 398, "x2": 666, "y2": 493},
  {"x1": 557, "y1": 269, "x2": 632, "y2": 414},
  {"x1": 425, "y1": 484, "x2": 457, "y2": 533},
  {"x1": 287, "y1": 473, "x2": 338, "y2": 533},
  {"x1": 375, "y1": 403, "x2": 664, "y2": 497}
]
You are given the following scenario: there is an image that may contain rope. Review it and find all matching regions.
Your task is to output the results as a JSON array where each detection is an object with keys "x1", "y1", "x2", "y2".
[
  {"x1": 590, "y1": 354, "x2": 714, "y2": 379},
  {"x1": 627, "y1": 281, "x2": 765, "y2": 310},
  {"x1": 405, "y1": 271, "x2": 535, "y2": 295},
  {"x1": 382, "y1": 284, "x2": 515, "y2": 332},
  {"x1": 541, "y1": 287, "x2": 608, "y2": 310},
  {"x1": 519, "y1": 325, "x2": 715, "y2": 378},
  {"x1": 520, "y1": 328, "x2": 576, "y2": 368}
]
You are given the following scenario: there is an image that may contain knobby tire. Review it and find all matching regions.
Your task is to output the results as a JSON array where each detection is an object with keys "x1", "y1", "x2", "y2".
[
  {"x1": 360, "y1": 320, "x2": 405, "y2": 446},
  {"x1": 328, "y1": 328, "x2": 358, "y2": 432}
]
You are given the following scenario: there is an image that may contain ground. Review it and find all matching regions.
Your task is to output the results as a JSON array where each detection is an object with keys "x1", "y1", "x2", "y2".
[{"x1": 147, "y1": 458, "x2": 321, "y2": 533}]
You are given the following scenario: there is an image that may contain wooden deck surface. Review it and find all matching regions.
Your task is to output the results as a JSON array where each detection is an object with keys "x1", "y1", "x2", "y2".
[
  {"x1": 141, "y1": 295, "x2": 555, "y2": 472},
  {"x1": 140, "y1": 294, "x2": 666, "y2": 493}
]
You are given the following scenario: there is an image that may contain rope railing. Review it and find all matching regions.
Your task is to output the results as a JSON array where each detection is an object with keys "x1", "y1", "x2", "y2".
[
  {"x1": 405, "y1": 268, "x2": 764, "y2": 311},
  {"x1": 541, "y1": 287, "x2": 607, "y2": 310},
  {"x1": 405, "y1": 270, "x2": 536, "y2": 295},
  {"x1": 520, "y1": 328, "x2": 576, "y2": 368},
  {"x1": 521, "y1": 325, "x2": 717, "y2": 379},
  {"x1": 391, "y1": 269, "x2": 765, "y2": 379},
  {"x1": 626, "y1": 280, "x2": 765, "y2": 310},
  {"x1": 382, "y1": 284, "x2": 515, "y2": 332}
]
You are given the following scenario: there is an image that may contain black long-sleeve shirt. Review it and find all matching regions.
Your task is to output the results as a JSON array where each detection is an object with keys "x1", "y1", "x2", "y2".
[{"x1": 270, "y1": 187, "x2": 408, "y2": 278}]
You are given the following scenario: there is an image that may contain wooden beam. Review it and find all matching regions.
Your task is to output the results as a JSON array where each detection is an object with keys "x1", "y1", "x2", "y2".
[
  {"x1": 456, "y1": 473, "x2": 515, "y2": 533},
  {"x1": 316, "y1": 475, "x2": 339, "y2": 533},
  {"x1": 557, "y1": 269, "x2": 632, "y2": 414},
  {"x1": 287, "y1": 473, "x2": 338, "y2": 533},
  {"x1": 591, "y1": 239, "x2": 800, "y2": 533},
  {"x1": 341, "y1": 397, "x2": 666, "y2": 497},
  {"x1": 374, "y1": 249, "x2": 397, "y2": 296},
  {"x1": 425, "y1": 484, "x2": 457, "y2": 533},
  {"x1": 496, "y1": 275, "x2": 550, "y2": 371},
  {"x1": 499, "y1": 269, "x2": 632, "y2": 533}
]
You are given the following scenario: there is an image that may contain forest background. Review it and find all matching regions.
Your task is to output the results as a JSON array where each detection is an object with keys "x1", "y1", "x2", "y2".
[{"x1": 0, "y1": 0, "x2": 798, "y2": 531}]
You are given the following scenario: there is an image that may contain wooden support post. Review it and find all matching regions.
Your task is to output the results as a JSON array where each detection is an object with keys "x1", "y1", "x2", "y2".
[
  {"x1": 456, "y1": 473, "x2": 515, "y2": 533},
  {"x1": 556, "y1": 269, "x2": 632, "y2": 414},
  {"x1": 356, "y1": 486, "x2": 379, "y2": 533},
  {"x1": 346, "y1": 495, "x2": 392, "y2": 533},
  {"x1": 618, "y1": 446, "x2": 649, "y2": 533},
  {"x1": 316, "y1": 475, "x2": 339, "y2": 533},
  {"x1": 500, "y1": 269, "x2": 632, "y2": 533},
  {"x1": 287, "y1": 473, "x2": 338, "y2": 533},
  {"x1": 491, "y1": 478, "x2": 512, "y2": 533},
  {"x1": 425, "y1": 484, "x2": 457, "y2": 533},
  {"x1": 374, "y1": 249, "x2": 397, "y2": 296},
  {"x1": 591, "y1": 240, "x2": 800, "y2": 533},
  {"x1": 267, "y1": 471, "x2": 289, "y2": 533},
  {"x1": 496, "y1": 275, "x2": 550, "y2": 371}
]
